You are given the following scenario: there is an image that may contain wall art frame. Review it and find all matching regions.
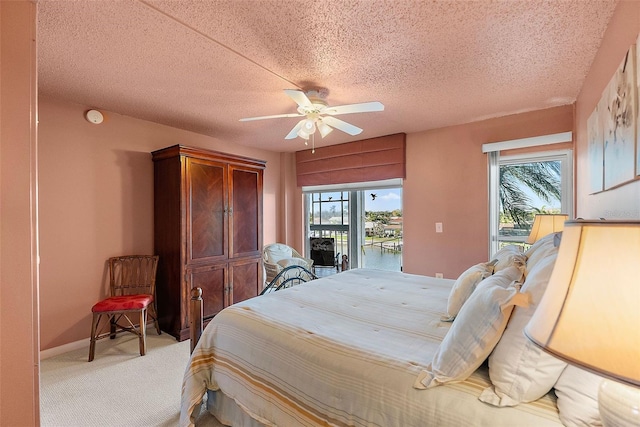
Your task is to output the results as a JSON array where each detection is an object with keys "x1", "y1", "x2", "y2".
[{"x1": 587, "y1": 39, "x2": 639, "y2": 193}]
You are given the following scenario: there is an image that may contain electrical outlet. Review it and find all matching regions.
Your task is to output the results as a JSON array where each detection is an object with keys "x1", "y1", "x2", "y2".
[
  {"x1": 435, "y1": 272, "x2": 444, "y2": 278},
  {"x1": 435, "y1": 222, "x2": 443, "y2": 233}
]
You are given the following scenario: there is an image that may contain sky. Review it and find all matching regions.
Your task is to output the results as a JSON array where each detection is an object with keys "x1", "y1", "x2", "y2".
[
  {"x1": 518, "y1": 181, "x2": 561, "y2": 212},
  {"x1": 362, "y1": 186, "x2": 557, "y2": 214},
  {"x1": 365, "y1": 188, "x2": 402, "y2": 212}
]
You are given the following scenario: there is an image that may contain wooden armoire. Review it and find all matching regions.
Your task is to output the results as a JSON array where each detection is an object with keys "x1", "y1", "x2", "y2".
[{"x1": 152, "y1": 145, "x2": 265, "y2": 341}]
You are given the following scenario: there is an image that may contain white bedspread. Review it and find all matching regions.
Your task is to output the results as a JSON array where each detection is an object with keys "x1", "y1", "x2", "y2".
[{"x1": 180, "y1": 268, "x2": 561, "y2": 426}]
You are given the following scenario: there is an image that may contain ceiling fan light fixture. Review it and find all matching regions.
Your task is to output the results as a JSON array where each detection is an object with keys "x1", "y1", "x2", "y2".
[
  {"x1": 317, "y1": 120, "x2": 333, "y2": 138},
  {"x1": 297, "y1": 118, "x2": 317, "y2": 140},
  {"x1": 297, "y1": 128, "x2": 311, "y2": 140},
  {"x1": 302, "y1": 118, "x2": 316, "y2": 133}
]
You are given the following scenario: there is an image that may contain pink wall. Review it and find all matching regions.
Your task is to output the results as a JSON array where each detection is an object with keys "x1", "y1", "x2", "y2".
[
  {"x1": 0, "y1": 1, "x2": 40, "y2": 424},
  {"x1": 575, "y1": 0, "x2": 640, "y2": 219},
  {"x1": 402, "y1": 105, "x2": 574, "y2": 278},
  {"x1": 276, "y1": 152, "x2": 305, "y2": 252},
  {"x1": 38, "y1": 96, "x2": 282, "y2": 350},
  {"x1": 2, "y1": 2, "x2": 636, "y2": 422}
]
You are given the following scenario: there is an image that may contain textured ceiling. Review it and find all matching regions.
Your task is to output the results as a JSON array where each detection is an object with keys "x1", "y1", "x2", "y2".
[{"x1": 37, "y1": 0, "x2": 618, "y2": 152}]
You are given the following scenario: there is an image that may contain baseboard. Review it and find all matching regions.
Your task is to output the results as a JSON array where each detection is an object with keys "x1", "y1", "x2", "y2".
[
  {"x1": 40, "y1": 318, "x2": 164, "y2": 360},
  {"x1": 40, "y1": 338, "x2": 88, "y2": 360}
]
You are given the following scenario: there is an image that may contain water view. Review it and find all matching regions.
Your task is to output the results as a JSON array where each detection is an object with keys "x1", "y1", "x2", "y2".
[
  {"x1": 361, "y1": 244, "x2": 402, "y2": 271},
  {"x1": 329, "y1": 235, "x2": 402, "y2": 272},
  {"x1": 309, "y1": 187, "x2": 403, "y2": 274}
]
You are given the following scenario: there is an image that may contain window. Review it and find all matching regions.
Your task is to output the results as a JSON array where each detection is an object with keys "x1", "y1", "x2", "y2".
[
  {"x1": 488, "y1": 150, "x2": 573, "y2": 255},
  {"x1": 303, "y1": 180, "x2": 402, "y2": 273},
  {"x1": 363, "y1": 189, "x2": 403, "y2": 271}
]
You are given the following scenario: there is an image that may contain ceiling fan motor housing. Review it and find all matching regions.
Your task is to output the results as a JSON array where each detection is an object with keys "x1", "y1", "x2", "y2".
[{"x1": 300, "y1": 88, "x2": 329, "y2": 114}]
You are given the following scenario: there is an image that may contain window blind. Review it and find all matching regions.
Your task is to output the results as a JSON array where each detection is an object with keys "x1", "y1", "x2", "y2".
[
  {"x1": 481, "y1": 131, "x2": 572, "y2": 153},
  {"x1": 295, "y1": 133, "x2": 406, "y2": 187}
]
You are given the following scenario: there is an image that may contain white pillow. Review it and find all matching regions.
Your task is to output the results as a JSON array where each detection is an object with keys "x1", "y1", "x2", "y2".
[
  {"x1": 524, "y1": 232, "x2": 559, "y2": 276},
  {"x1": 414, "y1": 266, "x2": 528, "y2": 389},
  {"x1": 266, "y1": 244, "x2": 292, "y2": 263},
  {"x1": 491, "y1": 245, "x2": 526, "y2": 273},
  {"x1": 442, "y1": 261, "x2": 495, "y2": 321},
  {"x1": 480, "y1": 254, "x2": 567, "y2": 407},
  {"x1": 554, "y1": 365, "x2": 604, "y2": 427}
]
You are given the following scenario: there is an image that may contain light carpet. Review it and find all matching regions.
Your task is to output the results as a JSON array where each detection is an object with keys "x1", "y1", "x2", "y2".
[{"x1": 40, "y1": 333, "x2": 221, "y2": 426}]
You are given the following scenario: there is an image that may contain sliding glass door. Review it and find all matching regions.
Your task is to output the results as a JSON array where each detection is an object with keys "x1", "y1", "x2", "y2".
[{"x1": 303, "y1": 181, "x2": 403, "y2": 273}]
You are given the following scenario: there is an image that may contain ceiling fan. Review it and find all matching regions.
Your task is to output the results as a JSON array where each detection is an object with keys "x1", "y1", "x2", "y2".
[{"x1": 239, "y1": 88, "x2": 384, "y2": 141}]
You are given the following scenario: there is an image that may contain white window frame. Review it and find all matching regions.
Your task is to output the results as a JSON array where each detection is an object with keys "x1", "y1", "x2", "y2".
[
  {"x1": 302, "y1": 179, "x2": 403, "y2": 269},
  {"x1": 488, "y1": 149, "x2": 573, "y2": 256}
]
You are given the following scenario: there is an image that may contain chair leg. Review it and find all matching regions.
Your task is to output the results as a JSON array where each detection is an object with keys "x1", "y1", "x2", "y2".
[
  {"x1": 154, "y1": 317, "x2": 161, "y2": 335},
  {"x1": 150, "y1": 304, "x2": 161, "y2": 335},
  {"x1": 139, "y1": 308, "x2": 147, "y2": 357},
  {"x1": 89, "y1": 313, "x2": 100, "y2": 362},
  {"x1": 109, "y1": 315, "x2": 117, "y2": 339}
]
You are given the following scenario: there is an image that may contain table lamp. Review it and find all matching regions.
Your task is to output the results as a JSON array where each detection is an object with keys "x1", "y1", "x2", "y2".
[
  {"x1": 525, "y1": 220, "x2": 640, "y2": 426},
  {"x1": 526, "y1": 213, "x2": 569, "y2": 244}
]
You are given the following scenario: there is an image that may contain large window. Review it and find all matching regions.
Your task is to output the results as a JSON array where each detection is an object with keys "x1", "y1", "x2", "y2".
[
  {"x1": 303, "y1": 180, "x2": 402, "y2": 272},
  {"x1": 362, "y1": 189, "x2": 403, "y2": 271},
  {"x1": 488, "y1": 150, "x2": 573, "y2": 254}
]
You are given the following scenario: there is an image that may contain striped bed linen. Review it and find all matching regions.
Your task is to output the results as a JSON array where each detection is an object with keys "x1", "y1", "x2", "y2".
[{"x1": 180, "y1": 268, "x2": 562, "y2": 427}]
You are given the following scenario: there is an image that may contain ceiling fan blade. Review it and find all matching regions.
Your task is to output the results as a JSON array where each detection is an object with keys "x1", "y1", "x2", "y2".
[
  {"x1": 239, "y1": 113, "x2": 303, "y2": 122},
  {"x1": 284, "y1": 89, "x2": 313, "y2": 108},
  {"x1": 323, "y1": 101, "x2": 384, "y2": 116},
  {"x1": 321, "y1": 116, "x2": 363, "y2": 136},
  {"x1": 285, "y1": 120, "x2": 305, "y2": 139}
]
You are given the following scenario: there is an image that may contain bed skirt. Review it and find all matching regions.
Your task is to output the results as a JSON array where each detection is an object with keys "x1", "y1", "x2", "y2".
[{"x1": 205, "y1": 389, "x2": 266, "y2": 427}]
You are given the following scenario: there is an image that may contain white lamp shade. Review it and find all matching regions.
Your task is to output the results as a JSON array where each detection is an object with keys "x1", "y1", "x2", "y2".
[
  {"x1": 297, "y1": 118, "x2": 317, "y2": 140},
  {"x1": 525, "y1": 220, "x2": 640, "y2": 387},
  {"x1": 302, "y1": 118, "x2": 316, "y2": 132},
  {"x1": 297, "y1": 128, "x2": 311, "y2": 140},
  {"x1": 317, "y1": 120, "x2": 333, "y2": 138},
  {"x1": 526, "y1": 213, "x2": 568, "y2": 244}
]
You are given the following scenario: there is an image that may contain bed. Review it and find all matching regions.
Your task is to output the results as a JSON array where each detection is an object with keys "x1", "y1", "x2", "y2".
[{"x1": 180, "y1": 234, "x2": 601, "y2": 426}]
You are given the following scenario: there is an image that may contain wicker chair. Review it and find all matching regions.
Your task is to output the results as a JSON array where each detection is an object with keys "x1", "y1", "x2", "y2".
[
  {"x1": 262, "y1": 243, "x2": 314, "y2": 285},
  {"x1": 88, "y1": 255, "x2": 161, "y2": 361}
]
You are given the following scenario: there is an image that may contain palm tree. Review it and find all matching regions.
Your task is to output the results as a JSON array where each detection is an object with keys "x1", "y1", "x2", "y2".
[{"x1": 500, "y1": 161, "x2": 561, "y2": 227}]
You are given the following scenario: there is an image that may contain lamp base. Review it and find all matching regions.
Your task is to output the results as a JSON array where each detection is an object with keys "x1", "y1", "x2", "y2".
[{"x1": 598, "y1": 379, "x2": 640, "y2": 427}]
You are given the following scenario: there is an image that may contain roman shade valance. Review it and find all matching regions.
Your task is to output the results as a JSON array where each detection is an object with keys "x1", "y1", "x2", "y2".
[{"x1": 295, "y1": 133, "x2": 406, "y2": 187}]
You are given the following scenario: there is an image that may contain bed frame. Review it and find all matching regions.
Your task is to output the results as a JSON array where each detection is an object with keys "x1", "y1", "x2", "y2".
[{"x1": 189, "y1": 265, "x2": 318, "y2": 352}]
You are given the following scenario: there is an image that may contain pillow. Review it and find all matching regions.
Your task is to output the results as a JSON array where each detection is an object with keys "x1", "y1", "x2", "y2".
[
  {"x1": 479, "y1": 254, "x2": 567, "y2": 407},
  {"x1": 442, "y1": 261, "x2": 495, "y2": 321},
  {"x1": 491, "y1": 245, "x2": 526, "y2": 273},
  {"x1": 265, "y1": 244, "x2": 292, "y2": 263},
  {"x1": 554, "y1": 365, "x2": 604, "y2": 427},
  {"x1": 414, "y1": 266, "x2": 528, "y2": 389},
  {"x1": 524, "y1": 232, "x2": 559, "y2": 276}
]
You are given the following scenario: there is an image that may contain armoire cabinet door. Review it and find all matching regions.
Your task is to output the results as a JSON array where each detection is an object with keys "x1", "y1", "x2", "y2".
[
  {"x1": 187, "y1": 264, "x2": 227, "y2": 320},
  {"x1": 186, "y1": 157, "x2": 228, "y2": 263},
  {"x1": 229, "y1": 258, "x2": 261, "y2": 304},
  {"x1": 229, "y1": 166, "x2": 262, "y2": 258}
]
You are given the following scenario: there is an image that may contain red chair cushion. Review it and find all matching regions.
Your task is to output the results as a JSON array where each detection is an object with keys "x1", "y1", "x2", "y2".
[{"x1": 91, "y1": 294, "x2": 153, "y2": 312}]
